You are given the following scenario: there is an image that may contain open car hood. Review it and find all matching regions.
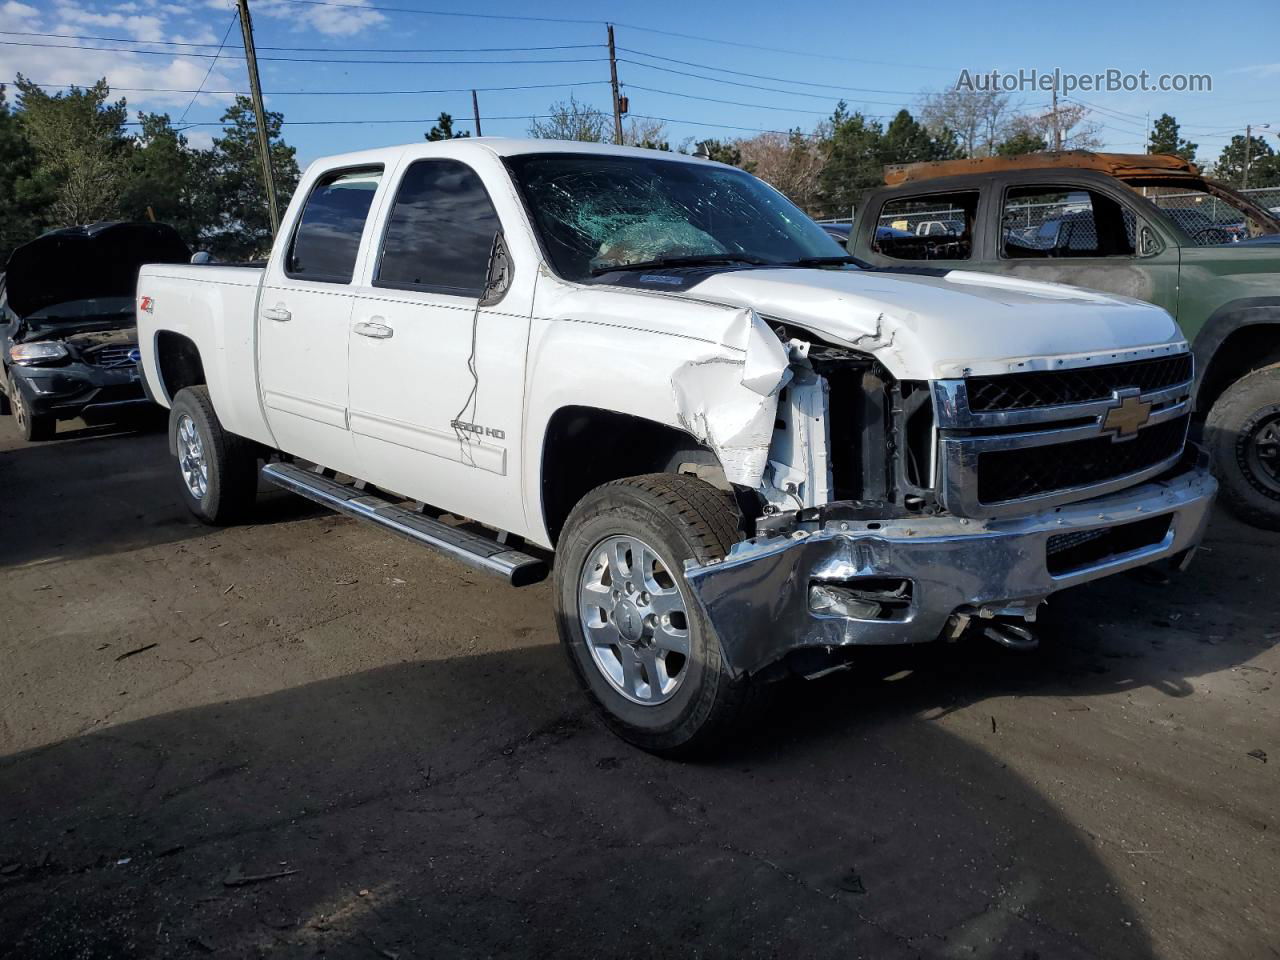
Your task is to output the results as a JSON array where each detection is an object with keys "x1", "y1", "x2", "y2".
[{"x1": 4, "y1": 222, "x2": 190, "y2": 318}]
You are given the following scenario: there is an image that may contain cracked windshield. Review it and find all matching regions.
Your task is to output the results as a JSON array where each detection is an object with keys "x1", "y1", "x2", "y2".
[{"x1": 505, "y1": 152, "x2": 847, "y2": 281}]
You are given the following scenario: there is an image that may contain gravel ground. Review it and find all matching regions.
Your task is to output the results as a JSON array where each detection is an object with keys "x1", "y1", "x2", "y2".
[{"x1": 0, "y1": 417, "x2": 1276, "y2": 959}]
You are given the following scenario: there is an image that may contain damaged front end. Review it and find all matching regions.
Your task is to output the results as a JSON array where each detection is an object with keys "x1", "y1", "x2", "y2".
[{"x1": 675, "y1": 317, "x2": 1218, "y2": 679}]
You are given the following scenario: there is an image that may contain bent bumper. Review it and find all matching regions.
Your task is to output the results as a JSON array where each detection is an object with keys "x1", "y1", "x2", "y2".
[{"x1": 683, "y1": 456, "x2": 1217, "y2": 678}]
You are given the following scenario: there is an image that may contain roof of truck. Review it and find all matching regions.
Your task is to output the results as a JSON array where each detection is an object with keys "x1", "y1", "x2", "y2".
[
  {"x1": 306, "y1": 137, "x2": 717, "y2": 173},
  {"x1": 882, "y1": 151, "x2": 1200, "y2": 186}
]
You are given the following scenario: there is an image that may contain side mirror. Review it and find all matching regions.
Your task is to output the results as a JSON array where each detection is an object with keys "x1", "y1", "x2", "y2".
[
  {"x1": 1139, "y1": 226, "x2": 1163, "y2": 257},
  {"x1": 191, "y1": 251, "x2": 213, "y2": 265},
  {"x1": 479, "y1": 232, "x2": 512, "y2": 307}
]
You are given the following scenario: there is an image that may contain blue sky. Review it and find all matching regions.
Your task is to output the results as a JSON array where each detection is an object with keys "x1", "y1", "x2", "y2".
[{"x1": 3, "y1": 0, "x2": 1277, "y2": 168}]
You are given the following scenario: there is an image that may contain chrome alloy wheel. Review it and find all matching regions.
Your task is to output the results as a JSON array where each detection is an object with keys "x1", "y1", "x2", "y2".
[
  {"x1": 578, "y1": 534, "x2": 692, "y2": 705},
  {"x1": 10, "y1": 379, "x2": 28, "y2": 432},
  {"x1": 176, "y1": 413, "x2": 209, "y2": 500}
]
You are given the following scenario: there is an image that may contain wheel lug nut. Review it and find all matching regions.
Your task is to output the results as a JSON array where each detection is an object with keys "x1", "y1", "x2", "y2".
[{"x1": 625, "y1": 581, "x2": 634, "y2": 593}]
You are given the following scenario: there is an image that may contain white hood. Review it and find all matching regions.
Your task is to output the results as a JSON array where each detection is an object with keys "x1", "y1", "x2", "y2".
[{"x1": 674, "y1": 267, "x2": 1185, "y2": 380}]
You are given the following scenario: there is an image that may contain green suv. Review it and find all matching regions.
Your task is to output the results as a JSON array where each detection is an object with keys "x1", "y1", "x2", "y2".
[{"x1": 850, "y1": 151, "x2": 1280, "y2": 529}]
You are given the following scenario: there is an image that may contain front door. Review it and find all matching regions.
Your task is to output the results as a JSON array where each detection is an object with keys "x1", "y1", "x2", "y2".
[
  {"x1": 982, "y1": 182, "x2": 1181, "y2": 317},
  {"x1": 347, "y1": 157, "x2": 530, "y2": 534},
  {"x1": 258, "y1": 166, "x2": 385, "y2": 472}
]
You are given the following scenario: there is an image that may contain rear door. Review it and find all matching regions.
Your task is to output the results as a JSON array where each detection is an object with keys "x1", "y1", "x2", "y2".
[
  {"x1": 980, "y1": 180, "x2": 1181, "y2": 316},
  {"x1": 347, "y1": 156, "x2": 531, "y2": 533},
  {"x1": 258, "y1": 166, "x2": 384, "y2": 472}
]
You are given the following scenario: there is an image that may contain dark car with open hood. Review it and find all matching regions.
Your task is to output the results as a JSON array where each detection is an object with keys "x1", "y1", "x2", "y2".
[{"x1": 1, "y1": 221, "x2": 190, "y2": 441}]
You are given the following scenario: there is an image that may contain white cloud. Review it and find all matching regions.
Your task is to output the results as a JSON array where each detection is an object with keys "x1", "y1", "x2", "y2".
[
  {"x1": 254, "y1": 0, "x2": 385, "y2": 37},
  {"x1": 1237, "y1": 63, "x2": 1280, "y2": 79}
]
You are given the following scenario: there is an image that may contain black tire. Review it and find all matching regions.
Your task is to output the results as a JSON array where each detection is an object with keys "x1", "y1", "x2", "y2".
[
  {"x1": 553, "y1": 473, "x2": 760, "y2": 757},
  {"x1": 0, "y1": 382, "x2": 10, "y2": 417},
  {"x1": 1205, "y1": 362, "x2": 1280, "y2": 531},
  {"x1": 169, "y1": 386, "x2": 259, "y2": 525},
  {"x1": 9, "y1": 374, "x2": 54, "y2": 441}
]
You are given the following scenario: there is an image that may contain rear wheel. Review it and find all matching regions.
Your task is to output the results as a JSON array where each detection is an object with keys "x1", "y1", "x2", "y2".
[
  {"x1": 169, "y1": 386, "x2": 259, "y2": 525},
  {"x1": 1206, "y1": 363, "x2": 1280, "y2": 530},
  {"x1": 553, "y1": 474, "x2": 759, "y2": 757},
  {"x1": 9, "y1": 374, "x2": 54, "y2": 441}
]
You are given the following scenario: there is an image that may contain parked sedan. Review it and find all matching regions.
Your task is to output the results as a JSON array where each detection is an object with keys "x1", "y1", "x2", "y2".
[{"x1": 1, "y1": 222, "x2": 190, "y2": 441}]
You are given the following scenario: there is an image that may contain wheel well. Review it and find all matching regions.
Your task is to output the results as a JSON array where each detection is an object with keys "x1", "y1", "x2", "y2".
[
  {"x1": 154, "y1": 332, "x2": 206, "y2": 403},
  {"x1": 1198, "y1": 323, "x2": 1280, "y2": 417},
  {"x1": 540, "y1": 406, "x2": 729, "y2": 544}
]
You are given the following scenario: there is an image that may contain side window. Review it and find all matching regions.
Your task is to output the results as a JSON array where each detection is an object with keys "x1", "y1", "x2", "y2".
[
  {"x1": 1002, "y1": 186, "x2": 1135, "y2": 259},
  {"x1": 376, "y1": 159, "x2": 500, "y2": 296},
  {"x1": 873, "y1": 191, "x2": 979, "y2": 261},
  {"x1": 287, "y1": 167, "x2": 383, "y2": 282}
]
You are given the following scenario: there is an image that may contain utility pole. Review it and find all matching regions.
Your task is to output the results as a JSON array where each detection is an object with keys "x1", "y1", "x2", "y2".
[
  {"x1": 236, "y1": 0, "x2": 280, "y2": 234},
  {"x1": 607, "y1": 24, "x2": 623, "y2": 146},
  {"x1": 471, "y1": 89, "x2": 482, "y2": 137},
  {"x1": 1050, "y1": 86, "x2": 1062, "y2": 151},
  {"x1": 1243, "y1": 124, "x2": 1252, "y2": 190}
]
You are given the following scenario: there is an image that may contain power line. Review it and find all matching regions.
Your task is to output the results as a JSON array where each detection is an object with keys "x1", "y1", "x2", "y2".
[
  {"x1": 270, "y1": 0, "x2": 598, "y2": 24},
  {"x1": 13, "y1": 79, "x2": 610, "y2": 96},
  {"x1": 0, "y1": 30, "x2": 600, "y2": 53},
  {"x1": 619, "y1": 59, "x2": 903, "y2": 104},
  {"x1": 620, "y1": 47, "x2": 922, "y2": 96},
  {"x1": 178, "y1": 14, "x2": 238, "y2": 125},
  {"x1": 625, "y1": 84, "x2": 895, "y2": 116},
  {"x1": 0, "y1": 39, "x2": 608, "y2": 65},
  {"x1": 264, "y1": 0, "x2": 957, "y2": 71},
  {"x1": 610, "y1": 22, "x2": 955, "y2": 72}
]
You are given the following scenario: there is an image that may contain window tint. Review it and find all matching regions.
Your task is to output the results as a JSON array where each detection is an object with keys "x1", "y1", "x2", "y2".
[
  {"x1": 873, "y1": 191, "x2": 978, "y2": 260},
  {"x1": 287, "y1": 168, "x2": 382, "y2": 282},
  {"x1": 376, "y1": 159, "x2": 501, "y2": 295},
  {"x1": 1001, "y1": 186, "x2": 1135, "y2": 259}
]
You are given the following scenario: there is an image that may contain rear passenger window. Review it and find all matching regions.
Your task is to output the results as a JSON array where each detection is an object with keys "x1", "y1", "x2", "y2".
[
  {"x1": 376, "y1": 159, "x2": 500, "y2": 296},
  {"x1": 874, "y1": 191, "x2": 979, "y2": 261},
  {"x1": 287, "y1": 167, "x2": 383, "y2": 282},
  {"x1": 1001, "y1": 186, "x2": 1135, "y2": 259}
]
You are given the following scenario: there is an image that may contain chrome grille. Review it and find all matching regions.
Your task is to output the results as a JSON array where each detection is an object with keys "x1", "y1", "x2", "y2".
[
  {"x1": 87, "y1": 344, "x2": 138, "y2": 367},
  {"x1": 932, "y1": 352, "x2": 1194, "y2": 518},
  {"x1": 966, "y1": 354, "x2": 1193, "y2": 412}
]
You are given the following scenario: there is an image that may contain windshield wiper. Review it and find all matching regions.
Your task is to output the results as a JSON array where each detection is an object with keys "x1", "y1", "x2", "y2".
[{"x1": 590, "y1": 254, "x2": 770, "y2": 276}]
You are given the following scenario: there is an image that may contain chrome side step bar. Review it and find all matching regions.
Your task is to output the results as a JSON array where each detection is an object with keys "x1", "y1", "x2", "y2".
[{"x1": 261, "y1": 462, "x2": 548, "y2": 587}]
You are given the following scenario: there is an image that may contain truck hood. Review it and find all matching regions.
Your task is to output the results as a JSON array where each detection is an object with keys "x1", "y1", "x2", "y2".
[
  {"x1": 675, "y1": 266, "x2": 1185, "y2": 379},
  {"x1": 4, "y1": 221, "x2": 190, "y2": 319}
]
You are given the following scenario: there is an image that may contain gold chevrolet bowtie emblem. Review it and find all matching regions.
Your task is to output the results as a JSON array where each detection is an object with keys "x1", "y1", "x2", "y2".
[{"x1": 1102, "y1": 390, "x2": 1152, "y2": 440}]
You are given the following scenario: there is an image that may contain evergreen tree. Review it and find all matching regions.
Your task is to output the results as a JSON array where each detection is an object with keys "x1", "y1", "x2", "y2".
[
  {"x1": 1147, "y1": 114, "x2": 1197, "y2": 162},
  {"x1": 426, "y1": 112, "x2": 469, "y2": 141},
  {"x1": 13, "y1": 75, "x2": 130, "y2": 224},
  {"x1": 0, "y1": 84, "x2": 51, "y2": 264},
  {"x1": 204, "y1": 95, "x2": 300, "y2": 259}
]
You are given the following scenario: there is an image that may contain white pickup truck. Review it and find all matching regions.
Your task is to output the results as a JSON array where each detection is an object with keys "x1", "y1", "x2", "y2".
[{"x1": 137, "y1": 139, "x2": 1216, "y2": 754}]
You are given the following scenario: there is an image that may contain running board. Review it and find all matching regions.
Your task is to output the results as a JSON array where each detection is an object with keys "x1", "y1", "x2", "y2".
[{"x1": 261, "y1": 462, "x2": 548, "y2": 587}]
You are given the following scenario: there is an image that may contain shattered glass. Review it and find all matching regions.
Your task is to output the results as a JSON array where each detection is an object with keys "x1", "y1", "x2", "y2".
[{"x1": 505, "y1": 153, "x2": 844, "y2": 281}]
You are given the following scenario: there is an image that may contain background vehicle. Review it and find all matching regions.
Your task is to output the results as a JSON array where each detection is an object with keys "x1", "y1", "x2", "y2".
[
  {"x1": 850, "y1": 151, "x2": 1280, "y2": 529},
  {"x1": 136, "y1": 140, "x2": 1215, "y2": 754},
  {"x1": 1, "y1": 222, "x2": 189, "y2": 441}
]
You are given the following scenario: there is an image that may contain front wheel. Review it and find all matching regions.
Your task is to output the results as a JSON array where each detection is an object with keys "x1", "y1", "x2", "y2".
[
  {"x1": 9, "y1": 374, "x2": 54, "y2": 441},
  {"x1": 169, "y1": 386, "x2": 259, "y2": 525},
  {"x1": 553, "y1": 474, "x2": 759, "y2": 756},
  {"x1": 1205, "y1": 363, "x2": 1280, "y2": 530}
]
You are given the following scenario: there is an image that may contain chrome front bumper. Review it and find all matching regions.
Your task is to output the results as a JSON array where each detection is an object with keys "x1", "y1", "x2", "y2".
[{"x1": 683, "y1": 456, "x2": 1217, "y2": 678}]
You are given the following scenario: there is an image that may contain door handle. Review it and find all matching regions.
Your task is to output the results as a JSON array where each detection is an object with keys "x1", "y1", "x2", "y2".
[
  {"x1": 353, "y1": 319, "x2": 394, "y2": 339},
  {"x1": 262, "y1": 304, "x2": 292, "y2": 322}
]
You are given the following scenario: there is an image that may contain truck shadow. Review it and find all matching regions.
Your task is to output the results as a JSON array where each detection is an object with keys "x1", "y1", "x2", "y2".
[
  {"x1": 0, "y1": 640, "x2": 1158, "y2": 960},
  {"x1": 0, "y1": 429, "x2": 323, "y2": 569}
]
